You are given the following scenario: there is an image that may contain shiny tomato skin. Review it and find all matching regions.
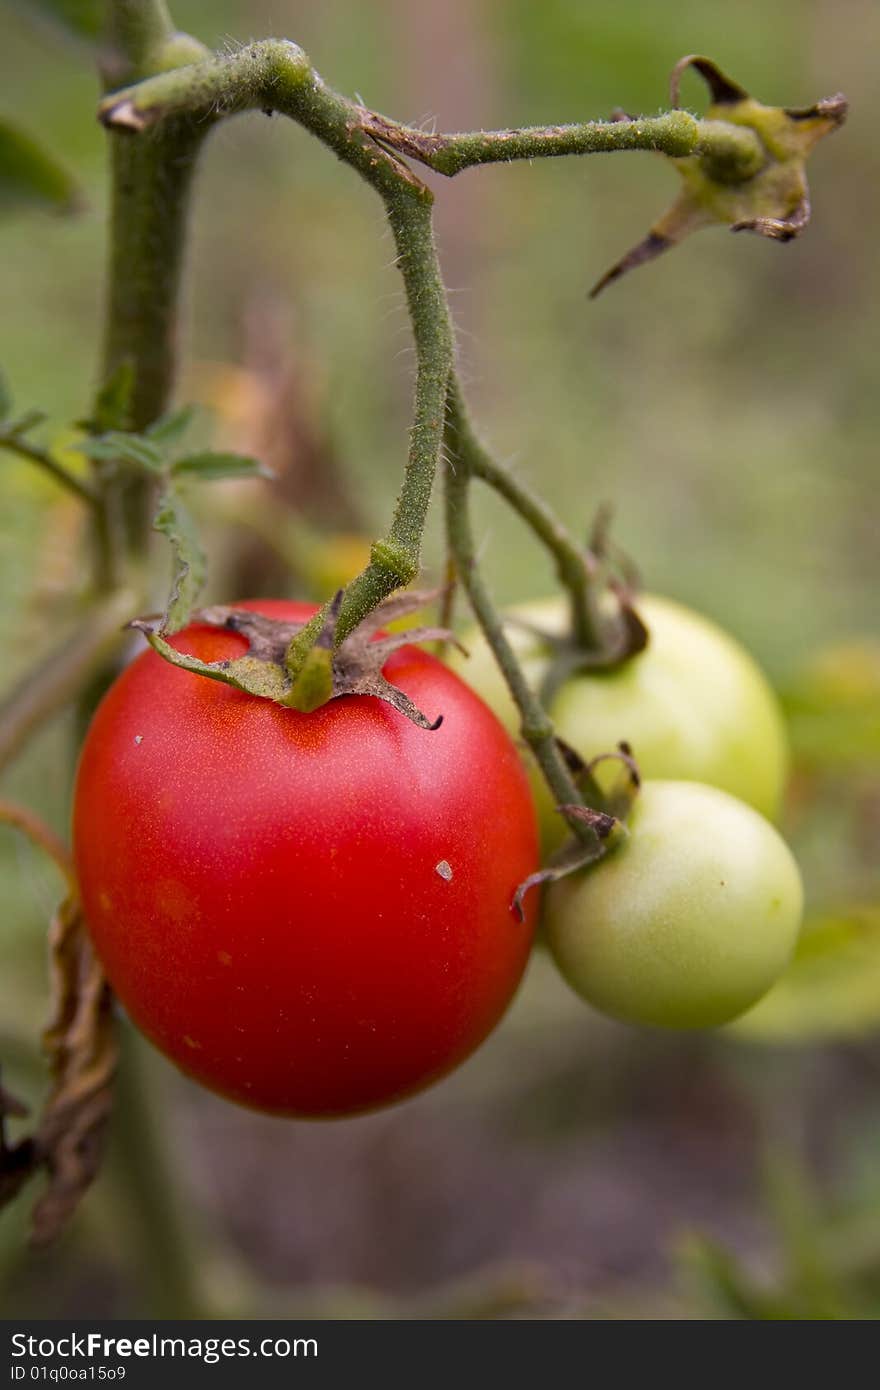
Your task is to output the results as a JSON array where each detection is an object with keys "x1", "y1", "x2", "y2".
[{"x1": 73, "y1": 600, "x2": 538, "y2": 1118}]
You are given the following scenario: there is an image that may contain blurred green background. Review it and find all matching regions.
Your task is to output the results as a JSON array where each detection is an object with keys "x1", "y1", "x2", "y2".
[{"x1": 0, "y1": 0, "x2": 878, "y2": 1319}]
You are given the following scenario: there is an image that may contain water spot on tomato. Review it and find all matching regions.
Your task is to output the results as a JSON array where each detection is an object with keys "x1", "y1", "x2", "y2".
[
  {"x1": 183, "y1": 1035, "x2": 202, "y2": 1050},
  {"x1": 435, "y1": 859, "x2": 453, "y2": 881},
  {"x1": 134, "y1": 734, "x2": 143, "y2": 745}
]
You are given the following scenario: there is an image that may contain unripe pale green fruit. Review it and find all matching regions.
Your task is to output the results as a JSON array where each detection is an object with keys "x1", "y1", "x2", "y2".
[
  {"x1": 451, "y1": 594, "x2": 789, "y2": 848},
  {"x1": 544, "y1": 780, "x2": 804, "y2": 1029}
]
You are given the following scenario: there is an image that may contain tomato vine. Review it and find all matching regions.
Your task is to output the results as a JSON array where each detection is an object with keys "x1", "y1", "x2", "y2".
[{"x1": 0, "y1": 0, "x2": 847, "y2": 1251}]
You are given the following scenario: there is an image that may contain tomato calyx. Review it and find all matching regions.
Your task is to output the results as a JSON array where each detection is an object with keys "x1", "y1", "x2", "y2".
[
  {"x1": 130, "y1": 589, "x2": 464, "y2": 729},
  {"x1": 590, "y1": 55, "x2": 847, "y2": 298},
  {"x1": 510, "y1": 512, "x2": 650, "y2": 699},
  {"x1": 512, "y1": 740, "x2": 641, "y2": 920}
]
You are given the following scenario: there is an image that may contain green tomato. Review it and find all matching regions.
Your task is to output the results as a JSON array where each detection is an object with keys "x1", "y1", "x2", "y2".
[
  {"x1": 452, "y1": 594, "x2": 788, "y2": 844},
  {"x1": 544, "y1": 780, "x2": 804, "y2": 1029}
]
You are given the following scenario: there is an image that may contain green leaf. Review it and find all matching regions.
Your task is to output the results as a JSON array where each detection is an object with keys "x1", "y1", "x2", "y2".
[
  {"x1": 153, "y1": 486, "x2": 206, "y2": 634},
  {"x1": 171, "y1": 451, "x2": 272, "y2": 482},
  {"x1": 728, "y1": 906, "x2": 880, "y2": 1044},
  {"x1": 145, "y1": 405, "x2": 198, "y2": 448},
  {"x1": 76, "y1": 432, "x2": 164, "y2": 472},
  {"x1": 0, "y1": 118, "x2": 79, "y2": 215},
  {"x1": 11, "y1": 0, "x2": 103, "y2": 42},
  {"x1": 89, "y1": 362, "x2": 135, "y2": 434},
  {"x1": 0, "y1": 372, "x2": 11, "y2": 421}
]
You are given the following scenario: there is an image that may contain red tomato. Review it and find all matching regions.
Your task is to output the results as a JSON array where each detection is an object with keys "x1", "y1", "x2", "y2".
[{"x1": 73, "y1": 600, "x2": 538, "y2": 1117}]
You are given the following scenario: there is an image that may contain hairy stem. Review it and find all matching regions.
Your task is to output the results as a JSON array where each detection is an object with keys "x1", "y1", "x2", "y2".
[
  {"x1": 334, "y1": 192, "x2": 454, "y2": 642},
  {"x1": 358, "y1": 108, "x2": 702, "y2": 174},
  {"x1": 445, "y1": 398, "x2": 601, "y2": 841},
  {"x1": 445, "y1": 380, "x2": 601, "y2": 650},
  {"x1": 97, "y1": 5, "x2": 211, "y2": 565},
  {"x1": 97, "y1": 39, "x2": 767, "y2": 637}
]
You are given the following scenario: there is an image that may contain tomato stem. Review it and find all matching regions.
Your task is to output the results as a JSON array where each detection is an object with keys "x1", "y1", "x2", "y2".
[
  {"x1": 95, "y1": 38, "x2": 775, "y2": 642},
  {"x1": 444, "y1": 399, "x2": 605, "y2": 841},
  {"x1": 444, "y1": 378, "x2": 605, "y2": 653}
]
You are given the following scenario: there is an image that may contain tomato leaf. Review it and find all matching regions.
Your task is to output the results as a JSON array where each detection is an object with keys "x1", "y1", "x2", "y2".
[
  {"x1": 171, "y1": 451, "x2": 273, "y2": 482},
  {"x1": 76, "y1": 431, "x2": 165, "y2": 472},
  {"x1": 144, "y1": 405, "x2": 198, "y2": 448},
  {"x1": 0, "y1": 118, "x2": 80, "y2": 216},
  {"x1": 728, "y1": 905, "x2": 880, "y2": 1044},
  {"x1": 152, "y1": 487, "x2": 207, "y2": 635}
]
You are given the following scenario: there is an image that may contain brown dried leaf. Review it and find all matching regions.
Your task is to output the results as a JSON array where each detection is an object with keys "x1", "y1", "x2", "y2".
[
  {"x1": 0, "y1": 803, "x2": 117, "y2": 1241},
  {"x1": 32, "y1": 897, "x2": 116, "y2": 1245}
]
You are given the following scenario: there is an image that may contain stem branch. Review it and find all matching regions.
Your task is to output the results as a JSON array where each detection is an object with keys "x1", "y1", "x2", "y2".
[
  {"x1": 446, "y1": 379, "x2": 601, "y2": 650},
  {"x1": 0, "y1": 435, "x2": 100, "y2": 509},
  {"x1": 96, "y1": 40, "x2": 765, "y2": 636},
  {"x1": 445, "y1": 391, "x2": 601, "y2": 842},
  {"x1": 358, "y1": 107, "x2": 702, "y2": 174}
]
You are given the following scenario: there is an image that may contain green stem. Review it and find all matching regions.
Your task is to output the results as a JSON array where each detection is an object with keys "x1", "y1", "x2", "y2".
[
  {"x1": 334, "y1": 192, "x2": 453, "y2": 642},
  {"x1": 96, "y1": 40, "x2": 766, "y2": 638},
  {"x1": 445, "y1": 379, "x2": 601, "y2": 651},
  {"x1": 444, "y1": 400, "x2": 601, "y2": 842},
  {"x1": 98, "y1": 5, "x2": 211, "y2": 566},
  {"x1": 98, "y1": 43, "x2": 763, "y2": 181},
  {"x1": 101, "y1": 0, "x2": 178, "y2": 84},
  {"x1": 359, "y1": 108, "x2": 702, "y2": 174},
  {"x1": 0, "y1": 434, "x2": 100, "y2": 508}
]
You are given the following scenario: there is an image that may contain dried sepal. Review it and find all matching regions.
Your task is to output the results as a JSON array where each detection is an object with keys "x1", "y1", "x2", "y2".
[
  {"x1": 591, "y1": 55, "x2": 847, "y2": 297},
  {"x1": 512, "y1": 811, "x2": 625, "y2": 922},
  {"x1": 132, "y1": 588, "x2": 462, "y2": 729},
  {"x1": 571, "y1": 739, "x2": 642, "y2": 820},
  {"x1": 505, "y1": 510, "x2": 649, "y2": 691}
]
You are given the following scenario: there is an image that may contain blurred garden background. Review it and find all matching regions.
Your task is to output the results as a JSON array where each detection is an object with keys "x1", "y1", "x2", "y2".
[{"x1": 1, "y1": 0, "x2": 878, "y2": 1318}]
